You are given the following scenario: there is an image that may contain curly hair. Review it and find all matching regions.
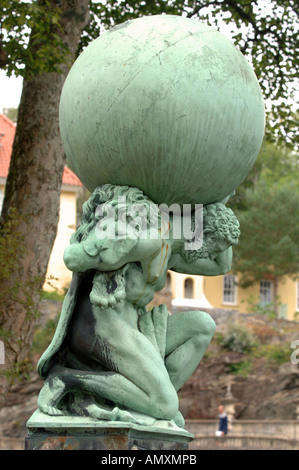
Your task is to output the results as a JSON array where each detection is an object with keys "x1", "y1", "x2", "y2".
[
  {"x1": 71, "y1": 184, "x2": 159, "y2": 244},
  {"x1": 181, "y1": 203, "x2": 240, "y2": 263}
]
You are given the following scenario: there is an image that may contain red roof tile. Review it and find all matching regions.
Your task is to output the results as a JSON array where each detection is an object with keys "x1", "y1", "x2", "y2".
[{"x1": 0, "y1": 114, "x2": 82, "y2": 187}]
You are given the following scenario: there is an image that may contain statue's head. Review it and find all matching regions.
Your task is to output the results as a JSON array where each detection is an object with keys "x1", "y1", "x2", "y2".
[
  {"x1": 66, "y1": 184, "x2": 162, "y2": 269},
  {"x1": 180, "y1": 203, "x2": 240, "y2": 263}
]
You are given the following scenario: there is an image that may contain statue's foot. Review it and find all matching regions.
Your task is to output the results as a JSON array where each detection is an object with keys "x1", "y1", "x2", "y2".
[
  {"x1": 173, "y1": 410, "x2": 185, "y2": 428},
  {"x1": 86, "y1": 403, "x2": 156, "y2": 426},
  {"x1": 37, "y1": 379, "x2": 66, "y2": 416}
]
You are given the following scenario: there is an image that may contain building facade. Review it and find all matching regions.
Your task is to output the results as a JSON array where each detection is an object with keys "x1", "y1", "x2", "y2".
[{"x1": 169, "y1": 270, "x2": 298, "y2": 321}]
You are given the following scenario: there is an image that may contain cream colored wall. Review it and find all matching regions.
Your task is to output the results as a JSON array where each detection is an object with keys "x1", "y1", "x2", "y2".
[
  {"x1": 170, "y1": 269, "x2": 299, "y2": 321},
  {"x1": 277, "y1": 277, "x2": 298, "y2": 320},
  {"x1": 45, "y1": 190, "x2": 77, "y2": 293},
  {"x1": 204, "y1": 273, "x2": 258, "y2": 311},
  {"x1": 169, "y1": 271, "x2": 203, "y2": 299}
]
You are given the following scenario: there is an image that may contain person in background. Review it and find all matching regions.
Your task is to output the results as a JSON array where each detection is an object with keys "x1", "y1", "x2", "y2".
[{"x1": 215, "y1": 405, "x2": 228, "y2": 437}]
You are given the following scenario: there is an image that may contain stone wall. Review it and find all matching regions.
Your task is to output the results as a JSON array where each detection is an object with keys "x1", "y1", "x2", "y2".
[
  {"x1": 185, "y1": 419, "x2": 299, "y2": 450},
  {"x1": 1, "y1": 420, "x2": 299, "y2": 450}
]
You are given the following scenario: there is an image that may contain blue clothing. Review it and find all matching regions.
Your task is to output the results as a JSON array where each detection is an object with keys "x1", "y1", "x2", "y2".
[{"x1": 218, "y1": 413, "x2": 228, "y2": 434}]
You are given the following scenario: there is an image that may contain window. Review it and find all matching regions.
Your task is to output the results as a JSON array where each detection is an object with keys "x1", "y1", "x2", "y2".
[
  {"x1": 184, "y1": 278, "x2": 194, "y2": 299},
  {"x1": 260, "y1": 280, "x2": 273, "y2": 305},
  {"x1": 223, "y1": 275, "x2": 237, "y2": 304}
]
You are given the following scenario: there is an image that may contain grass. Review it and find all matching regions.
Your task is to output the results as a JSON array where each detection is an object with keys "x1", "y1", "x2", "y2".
[
  {"x1": 41, "y1": 290, "x2": 65, "y2": 302},
  {"x1": 227, "y1": 359, "x2": 253, "y2": 377},
  {"x1": 31, "y1": 316, "x2": 59, "y2": 356},
  {"x1": 252, "y1": 343, "x2": 291, "y2": 365}
]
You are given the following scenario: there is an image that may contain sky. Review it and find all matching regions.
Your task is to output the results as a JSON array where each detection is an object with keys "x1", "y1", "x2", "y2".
[{"x1": 0, "y1": 70, "x2": 23, "y2": 112}]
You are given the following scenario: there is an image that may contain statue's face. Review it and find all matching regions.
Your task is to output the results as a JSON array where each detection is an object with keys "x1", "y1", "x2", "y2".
[
  {"x1": 203, "y1": 237, "x2": 231, "y2": 259},
  {"x1": 94, "y1": 200, "x2": 162, "y2": 242}
]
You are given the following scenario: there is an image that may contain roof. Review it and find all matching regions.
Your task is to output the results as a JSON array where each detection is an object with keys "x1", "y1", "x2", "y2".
[{"x1": 0, "y1": 114, "x2": 82, "y2": 187}]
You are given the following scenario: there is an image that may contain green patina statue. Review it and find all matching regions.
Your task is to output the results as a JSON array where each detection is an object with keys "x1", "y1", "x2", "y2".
[
  {"x1": 33, "y1": 14, "x2": 264, "y2": 436},
  {"x1": 37, "y1": 184, "x2": 240, "y2": 426}
]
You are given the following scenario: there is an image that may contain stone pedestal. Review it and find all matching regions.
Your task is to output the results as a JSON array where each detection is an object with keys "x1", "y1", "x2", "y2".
[{"x1": 25, "y1": 410, "x2": 193, "y2": 451}]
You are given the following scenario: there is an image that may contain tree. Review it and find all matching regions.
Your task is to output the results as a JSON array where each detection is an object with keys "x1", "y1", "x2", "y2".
[
  {"x1": 0, "y1": 0, "x2": 90, "y2": 410},
  {"x1": 232, "y1": 180, "x2": 299, "y2": 315},
  {"x1": 228, "y1": 141, "x2": 299, "y2": 211},
  {"x1": 0, "y1": 0, "x2": 297, "y2": 409}
]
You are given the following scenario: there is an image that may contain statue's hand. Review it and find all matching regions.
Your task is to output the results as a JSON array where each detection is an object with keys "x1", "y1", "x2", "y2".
[{"x1": 63, "y1": 225, "x2": 139, "y2": 272}]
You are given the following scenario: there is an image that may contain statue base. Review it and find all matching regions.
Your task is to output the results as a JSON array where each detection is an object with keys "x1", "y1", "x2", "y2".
[{"x1": 25, "y1": 410, "x2": 193, "y2": 450}]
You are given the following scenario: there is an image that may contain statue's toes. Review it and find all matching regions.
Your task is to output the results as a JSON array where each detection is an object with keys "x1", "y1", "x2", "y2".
[
  {"x1": 44, "y1": 405, "x2": 64, "y2": 416},
  {"x1": 37, "y1": 380, "x2": 66, "y2": 416}
]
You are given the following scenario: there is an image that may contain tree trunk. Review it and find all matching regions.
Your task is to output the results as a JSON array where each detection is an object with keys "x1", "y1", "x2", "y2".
[{"x1": 0, "y1": 0, "x2": 90, "y2": 410}]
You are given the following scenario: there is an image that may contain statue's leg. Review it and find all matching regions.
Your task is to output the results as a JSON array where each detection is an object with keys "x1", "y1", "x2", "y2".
[
  {"x1": 87, "y1": 306, "x2": 179, "y2": 419},
  {"x1": 41, "y1": 306, "x2": 179, "y2": 420},
  {"x1": 37, "y1": 363, "x2": 173, "y2": 421},
  {"x1": 165, "y1": 310, "x2": 216, "y2": 391}
]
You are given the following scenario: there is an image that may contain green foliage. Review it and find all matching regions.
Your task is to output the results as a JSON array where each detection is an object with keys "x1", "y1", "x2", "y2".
[
  {"x1": 253, "y1": 343, "x2": 291, "y2": 365},
  {"x1": 232, "y1": 180, "x2": 299, "y2": 289},
  {"x1": 244, "y1": 295, "x2": 280, "y2": 320},
  {"x1": 214, "y1": 331, "x2": 224, "y2": 345},
  {"x1": 31, "y1": 316, "x2": 59, "y2": 356},
  {"x1": 218, "y1": 322, "x2": 290, "y2": 367},
  {"x1": 41, "y1": 290, "x2": 65, "y2": 302},
  {"x1": 229, "y1": 142, "x2": 299, "y2": 212},
  {"x1": 219, "y1": 322, "x2": 256, "y2": 353},
  {"x1": 227, "y1": 359, "x2": 253, "y2": 377},
  {"x1": 0, "y1": 358, "x2": 33, "y2": 382},
  {"x1": 0, "y1": 0, "x2": 70, "y2": 78}
]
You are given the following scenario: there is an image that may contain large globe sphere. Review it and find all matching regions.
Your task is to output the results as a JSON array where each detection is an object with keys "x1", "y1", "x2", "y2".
[{"x1": 59, "y1": 15, "x2": 265, "y2": 206}]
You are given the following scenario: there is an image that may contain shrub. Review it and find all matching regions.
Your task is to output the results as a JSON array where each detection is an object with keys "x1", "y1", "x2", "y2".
[
  {"x1": 220, "y1": 322, "x2": 256, "y2": 353},
  {"x1": 250, "y1": 324, "x2": 277, "y2": 343},
  {"x1": 227, "y1": 359, "x2": 253, "y2": 377},
  {"x1": 31, "y1": 316, "x2": 59, "y2": 356},
  {"x1": 245, "y1": 295, "x2": 279, "y2": 320},
  {"x1": 253, "y1": 344, "x2": 291, "y2": 365}
]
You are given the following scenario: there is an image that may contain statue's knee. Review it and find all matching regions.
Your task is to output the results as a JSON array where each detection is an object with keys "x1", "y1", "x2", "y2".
[
  {"x1": 151, "y1": 386, "x2": 178, "y2": 420},
  {"x1": 201, "y1": 312, "x2": 216, "y2": 336},
  {"x1": 192, "y1": 311, "x2": 216, "y2": 340}
]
